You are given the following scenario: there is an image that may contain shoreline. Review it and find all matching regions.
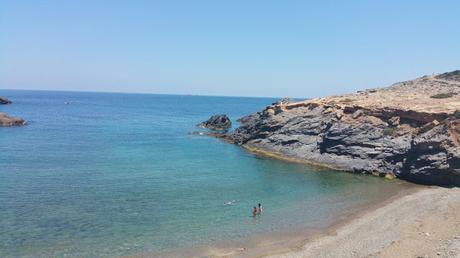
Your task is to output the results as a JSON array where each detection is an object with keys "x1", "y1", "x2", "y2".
[
  {"x1": 131, "y1": 186, "x2": 460, "y2": 258},
  {"x1": 241, "y1": 145, "x2": 401, "y2": 181},
  {"x1": 267, "y1": 186, "x2": 460, "y2": 258},
  {"x1": 130, "y1": 134, "x2": 458, "y2": 258},
  {"x1": 210, "y1": 185, "x2": 424, "y2": 258},
  {"x1": 127, "y1": 181, "x2": 421, "y2": 258}
]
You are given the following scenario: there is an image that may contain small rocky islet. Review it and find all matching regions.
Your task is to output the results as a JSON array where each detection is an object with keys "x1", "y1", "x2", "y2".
[
  {"x1": 0, "y1": 96, "x2": 13, "y2": 105},
  {"x1": 198, "y1": 114, "x2": 232, "y2": 131},
  {"x1": 203, "y1": 70, "x2": 460, "y2": 186},
  {"x1": 0, "y1": 112, "x2": 26, "y2": 127},
  {"x1": 0, "y1": 96, "x2": 26, "y2": 127}
]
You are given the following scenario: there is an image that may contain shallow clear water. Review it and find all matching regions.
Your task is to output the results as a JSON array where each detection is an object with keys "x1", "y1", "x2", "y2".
[{"x1": 0, "y1": 90, "x2": 408, "y2": 257}]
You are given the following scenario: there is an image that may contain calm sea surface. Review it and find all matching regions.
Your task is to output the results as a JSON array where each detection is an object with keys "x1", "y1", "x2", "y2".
[{"x1": 0, "y1": 90, "x2": 408, "y2": 257}]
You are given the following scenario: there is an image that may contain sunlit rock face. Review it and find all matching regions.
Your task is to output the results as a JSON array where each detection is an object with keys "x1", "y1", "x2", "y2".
[{"x1": 226, "y1": 71, "x2": 460, "y2": 186}]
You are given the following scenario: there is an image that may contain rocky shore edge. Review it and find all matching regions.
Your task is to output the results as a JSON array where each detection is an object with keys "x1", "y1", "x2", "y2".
[{"x1": 202, "y1": 71, "x2": 460, "y2": 186}]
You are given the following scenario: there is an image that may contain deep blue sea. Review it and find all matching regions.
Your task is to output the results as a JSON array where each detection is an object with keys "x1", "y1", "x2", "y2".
[{"x1": 0, "y1": 90, "x2": 409, "y2": 257}]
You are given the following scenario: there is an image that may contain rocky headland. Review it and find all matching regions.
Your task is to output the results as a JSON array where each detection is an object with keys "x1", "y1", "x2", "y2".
[
  {"x1": 216, "y1": 71, "x2": 460, "y2": 186},
  {"x1": 0, "y1": 96, "x2": 26, "y2": 127}
]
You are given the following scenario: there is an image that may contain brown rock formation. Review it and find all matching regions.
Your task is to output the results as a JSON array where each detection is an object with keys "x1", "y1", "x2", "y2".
[{"x1": 0, "y1": 112, "x2": 26, "y2": 127}]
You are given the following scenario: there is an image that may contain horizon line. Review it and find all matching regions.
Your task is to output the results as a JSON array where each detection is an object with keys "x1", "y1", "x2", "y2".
[{"x1": 0, "y1": 88, "x2": 292, "y2": 100}]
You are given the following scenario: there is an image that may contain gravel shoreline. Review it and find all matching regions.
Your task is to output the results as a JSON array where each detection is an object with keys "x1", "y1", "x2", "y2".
[{"x1": 267, "y1": 187, "x2": 460, "y2": 258}]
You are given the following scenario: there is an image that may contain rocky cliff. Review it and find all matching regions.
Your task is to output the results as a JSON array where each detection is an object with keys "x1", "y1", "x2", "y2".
[{"x1": 226, "y1": 71, "x2": 460, "y2": 186}]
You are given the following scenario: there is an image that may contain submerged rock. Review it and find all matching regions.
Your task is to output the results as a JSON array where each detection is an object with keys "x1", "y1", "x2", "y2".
[
  {"x1": 0, "y1": 112, "x2": 26, "y2": 127},
  {"x1": 223, "y1": 70, "x2": 460, "y2": 186},
  {"x1": 0, "y1": 96, "x2": 12, "y2": 104},
  {"x1": 198, "y1": 114, "x2": 232, "y2": 131}
]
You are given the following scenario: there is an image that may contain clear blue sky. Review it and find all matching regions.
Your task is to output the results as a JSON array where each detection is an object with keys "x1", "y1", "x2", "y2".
[{"x1": 1, "y1": 0, "x2": 459, "y2": 98}]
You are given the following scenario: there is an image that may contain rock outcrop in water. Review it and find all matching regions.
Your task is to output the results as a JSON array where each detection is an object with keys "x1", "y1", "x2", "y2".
[
  {"x1": 0, "y1": 96, "x2": 12, "y2": 104},
  {"x1": 0, "y1": 96, "x2": 27, "y2": 127},
  {"x1": 199, "y1": 114, "x2": 232, "y2": 131},
  {"x1": 223, "y1": 71, "x2": 460, "y2": 186},
  {"x1": 0, "y1": 112, "x2": 26, "y2": 127}
]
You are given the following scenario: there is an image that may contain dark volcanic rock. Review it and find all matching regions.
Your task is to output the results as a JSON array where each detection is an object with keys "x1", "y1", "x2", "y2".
[
  {"x1": 0, "y1": 112, "x2": 26, "y2": 127},
  {"x1": 199, "y1": 114, "x2": 232, "y2": 131},
  {"x1": 224, "y1": 71, "x2": 460, "y2": 186},
  {"x1": 0, "y1": 96, "x2": 12, "y2": 104}
]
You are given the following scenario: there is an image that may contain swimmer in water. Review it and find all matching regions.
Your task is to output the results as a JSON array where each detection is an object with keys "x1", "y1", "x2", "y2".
[
  {"x1": 252, "y1": 206, "x2": 257, "y2": 216},
  {"x1": 258, "y1": 203, "x2": 263, "y2": 214}
]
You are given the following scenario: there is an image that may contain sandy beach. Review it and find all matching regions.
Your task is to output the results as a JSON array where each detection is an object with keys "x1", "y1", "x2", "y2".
[{"x1": 264, "y1": 187, "x2": 460, "y2": 258}]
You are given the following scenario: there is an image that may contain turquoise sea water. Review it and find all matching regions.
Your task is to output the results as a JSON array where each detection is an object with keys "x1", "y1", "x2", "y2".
[{"x1": 0, "y1": 90, "x2": 408, "y2": 257}]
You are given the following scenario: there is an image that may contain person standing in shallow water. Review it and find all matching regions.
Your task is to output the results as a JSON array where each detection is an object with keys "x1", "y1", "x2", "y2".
[{"x1": 258, "y1": 203, "x2": 263, "y2": 214}]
